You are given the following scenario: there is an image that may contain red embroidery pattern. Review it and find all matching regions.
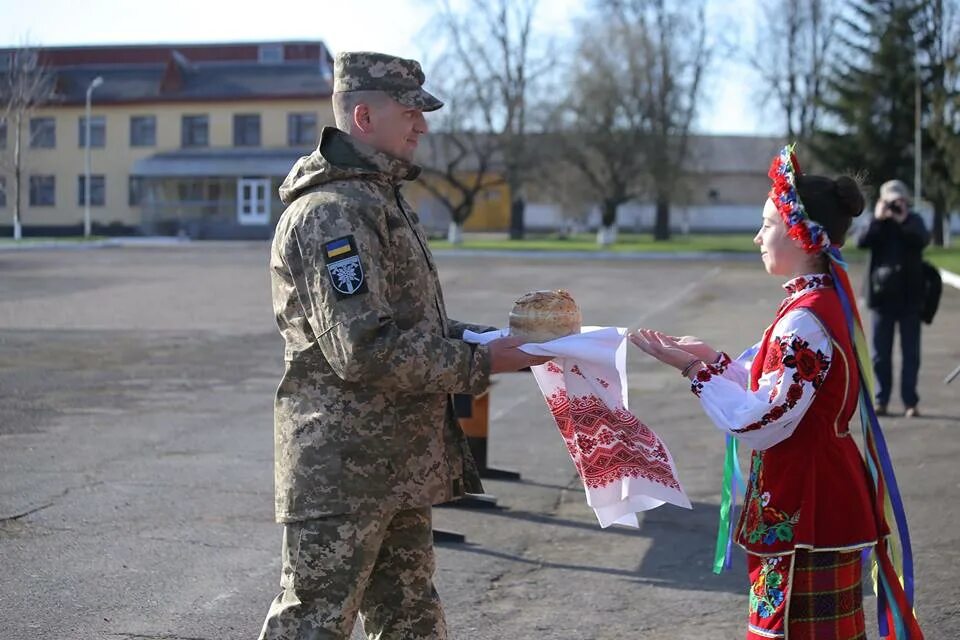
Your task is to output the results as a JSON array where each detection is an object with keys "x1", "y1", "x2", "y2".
[
  {"x1": 595, "y1": 377, "x2": 610, "y2": 389},
  {"x1": 546, "y1": 362, "x2": 563, "y2": 374},
  {"x1": 546, "y1": 389, "x2": 681, "y2": 491},
  {"x1": 783, "y1": 274, "x2": 833, "y2": 297},
  {"x1": 762, "y1": 340, "x2": 784, "y2": 375},
  {"x1": 783, "y1": 337, "x2": 828, "y2": 383},
  {"x1": 691, "y1": 355, "x2": 731, "y2": 397},
  {"x1": 732, "y1": 335, "x2": 830, "y2": 433},
  {"x1": 570, "y1": 364, "x2": 586, "y2": 378}
]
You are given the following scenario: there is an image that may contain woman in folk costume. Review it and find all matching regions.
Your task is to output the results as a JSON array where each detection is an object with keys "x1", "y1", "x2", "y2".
[{"x1": 630, "y1": 145, "x2": 923, "y2": 640}]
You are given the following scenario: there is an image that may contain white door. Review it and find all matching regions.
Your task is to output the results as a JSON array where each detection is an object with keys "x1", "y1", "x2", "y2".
[{"x1": 237, "y1": 178, "x2": 270, "y2": 225}]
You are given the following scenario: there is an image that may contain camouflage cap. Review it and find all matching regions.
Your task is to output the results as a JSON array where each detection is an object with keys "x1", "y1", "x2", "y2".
[{"x1": 333, "y1": 51, "x2": 443, "y2": 112}]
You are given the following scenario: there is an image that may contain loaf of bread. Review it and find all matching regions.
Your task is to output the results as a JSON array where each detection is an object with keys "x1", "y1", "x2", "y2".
[{"x1": 508, "y1": 290, "x2": 582, "y2": 342}]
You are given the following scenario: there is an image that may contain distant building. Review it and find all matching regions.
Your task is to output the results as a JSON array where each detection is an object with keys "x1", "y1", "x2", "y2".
[
  {"x1": 6, "y1": 42, "x2": 903, "y2": 240},
  {"x1": 410, "y1": 133, "x2": 790, "y2": 235},
  {"x1": 0, "y1": 41, "x2": 334, "y2": 238}
]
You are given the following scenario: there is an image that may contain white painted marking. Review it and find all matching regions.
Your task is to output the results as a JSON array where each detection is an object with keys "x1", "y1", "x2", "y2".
[
  {"x1": 940, "y1": 268, "x2": 960, "y2": 291},
  {"x1": 627, "y1": 266, "x2": 723, "y2": 332}
]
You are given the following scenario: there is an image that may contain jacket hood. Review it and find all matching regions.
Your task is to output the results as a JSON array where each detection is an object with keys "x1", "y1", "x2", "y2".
[{"x1": 278, "y1": 126, "x2": 421, "y2": 205}]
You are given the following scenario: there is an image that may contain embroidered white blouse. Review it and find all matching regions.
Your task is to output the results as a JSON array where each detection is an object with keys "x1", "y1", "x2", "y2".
[{"x1": 689, "y1": 274, "x2": 835, "y2": 451}]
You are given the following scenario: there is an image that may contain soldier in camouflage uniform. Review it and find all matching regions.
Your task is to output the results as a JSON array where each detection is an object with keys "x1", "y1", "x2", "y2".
[{"x1": 258, "y1": 51, "x2": 548, "y2": 640}]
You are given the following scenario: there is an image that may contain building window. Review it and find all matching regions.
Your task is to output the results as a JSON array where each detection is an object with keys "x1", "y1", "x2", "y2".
[
  {"x1": 177, "y1": 179, "x2": 223, "y2": 215},
  {"x1": 178, "y1": 180, "x2": 203, "y2": 202},
  {"x1": 177, "y1": 180, "x2": 222, "y2": 202},
  {"x1": 78, "y1": 175, "x2": 106, "y2": 206},
  {"x1": 130, "y1": 116, "x2": 156, "y2": 147},
  {"x1": 29, "y1": 175, "x2": 55, "y2": 206},
  {"x1": 129, "y1": 176, "x2": 145, "y2": 206},
  {"x1": 181, "y1": 115, "x2": 209, "y2": 148},
  {"x1": 233, "y1": 114, "x2": 261, "y2": 147},
  {"x1": 0, "y1": 176, "x2": 6, "y2": 208},
  {"x1": 288, "y1": 112, "x2": 317, "y2": 146},
  {"x1": 258, "y1": 44, "x2": 283, "y2": 63},
  {"x1": 78, "y1": 116, "x2": 106, "y2": 148},
  {"x1": 29, "y1": 117, "x2": 55, "y2": 148}
]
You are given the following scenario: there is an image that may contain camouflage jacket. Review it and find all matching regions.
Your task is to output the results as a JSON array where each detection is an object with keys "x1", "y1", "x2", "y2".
[{"x1": 270, "y1": 126, "x2": 488, "y2": 522}]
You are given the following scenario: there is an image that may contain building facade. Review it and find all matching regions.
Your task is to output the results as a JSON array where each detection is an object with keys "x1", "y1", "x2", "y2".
[
  {"x1": 410, "y1": 134, "x2": 791, "y2": 235},
  {"x1": 7, "y1": 42, "x2": 918, "y2": 239},
  {"x1": 0, "y1": 41, "x2": 334, "y2": 238}
]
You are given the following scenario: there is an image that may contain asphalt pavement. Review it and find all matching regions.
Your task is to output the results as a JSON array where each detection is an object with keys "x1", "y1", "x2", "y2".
[{"x1": 1, "y1": 244, "x2": 957, "y2": 639}]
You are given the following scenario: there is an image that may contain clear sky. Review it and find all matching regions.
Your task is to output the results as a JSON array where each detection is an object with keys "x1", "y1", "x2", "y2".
[{"x1": 0, "y1": 0, "x2": 770, "y2": 136}]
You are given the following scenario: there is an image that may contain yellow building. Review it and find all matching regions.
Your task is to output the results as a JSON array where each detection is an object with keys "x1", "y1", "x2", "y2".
[
  {"x1": 405, "y1": 173, "x2": 511, "y2": 234},
  {"x1": 0, "y1": 41, "x2": 335, "y2": 238},
  {"x1": 405, "y1": 134, "x2": 512, "y2": 235}
]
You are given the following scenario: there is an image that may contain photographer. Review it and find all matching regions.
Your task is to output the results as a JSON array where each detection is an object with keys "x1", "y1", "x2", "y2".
[{"x1": 857, "y1": 179, "x2": 931, "y2": 417}]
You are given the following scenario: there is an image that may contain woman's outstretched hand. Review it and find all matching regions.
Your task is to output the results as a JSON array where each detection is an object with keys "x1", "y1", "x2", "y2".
[
  {"x1": 666, "y1": 335, "x2": 720, "y2": 363},
  {"x1": 629, "y1": 329, "x2": 704, "y2": 372}
]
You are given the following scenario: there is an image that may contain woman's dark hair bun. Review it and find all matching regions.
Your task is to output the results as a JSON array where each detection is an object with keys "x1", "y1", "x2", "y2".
[{"x1": 834, "y1": 176, "x2": 865, "y2": 218}]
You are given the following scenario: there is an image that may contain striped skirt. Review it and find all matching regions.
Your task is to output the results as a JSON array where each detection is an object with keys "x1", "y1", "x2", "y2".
[{"x1": 746, "y1": 549, "x2": 866, "y2": 640}]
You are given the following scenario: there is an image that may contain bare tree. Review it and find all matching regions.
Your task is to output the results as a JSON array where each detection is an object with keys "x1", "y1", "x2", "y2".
[
  {"x1": 748, "y1": 0, "x2": 838, "y2": 142},
  {"x1": 548, "y1": 12, "x2": 654, "y2": 245},
  {"x1": 416, "y1": 60, "x2": 505, "y2": 244},
  {"x1": 0, "y1": 45, "x2": 56, "y2": 240},
  {"x1": 606, "y1": 0, "x2": 708, "y2": 241},
  {"x1": 435, "y1": 0, "x2": 551, "y2": 239}
]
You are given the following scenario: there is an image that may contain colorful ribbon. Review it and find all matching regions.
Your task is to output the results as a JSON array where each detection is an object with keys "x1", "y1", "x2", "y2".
[
  {"x1": 713, "y1": 435, "x2": 742, "y2": 574},
  {"x1": 828, "y1": 251, "x2": 922, "y2": 638}
]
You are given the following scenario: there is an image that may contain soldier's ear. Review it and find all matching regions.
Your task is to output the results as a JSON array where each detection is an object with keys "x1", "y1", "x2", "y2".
[{"x1": 353, "y1": 104, "x2": 374, "y2": 134}]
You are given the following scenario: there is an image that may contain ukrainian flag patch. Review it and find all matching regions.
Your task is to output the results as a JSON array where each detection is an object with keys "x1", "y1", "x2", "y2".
[
  {"x1": 325, "y1": 237, "x2": 352, "y2": 259},
  {"x1": 322, "y1": 235, "x2": 368, "y2": 299}
]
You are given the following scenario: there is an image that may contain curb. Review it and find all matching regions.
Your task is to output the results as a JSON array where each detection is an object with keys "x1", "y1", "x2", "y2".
[
  {"x1": 0, "y1": 241, "x2": 760, "y2": 261},
  {"x1": 431, "y1": 249, "x2": 758, "y2": 262},
  {"x1": 0, "y1": 237, "x2": 192, "y2": 251},
  {"x1": 941, "y1": 268, "x2": 960, "y2": 291}
]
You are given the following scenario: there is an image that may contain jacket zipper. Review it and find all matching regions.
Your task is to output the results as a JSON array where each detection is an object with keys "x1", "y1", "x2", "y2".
[
  {"x1": 394, "y1": 186, "x2": 434, "y2": 270},
  {"x1": 393, "y1": 186, "x2": 447, "y2": 335}
]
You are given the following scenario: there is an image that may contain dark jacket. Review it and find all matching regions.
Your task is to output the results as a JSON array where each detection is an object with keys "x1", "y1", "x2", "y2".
[
  {"x1": 857, "y1": 212, "x2": 930, "y2": 313},
  {"x1": 921, "y1": 261, "x2": 943, "y2": 324}
]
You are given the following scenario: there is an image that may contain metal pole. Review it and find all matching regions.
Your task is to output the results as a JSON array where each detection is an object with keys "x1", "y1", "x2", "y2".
[
  {"x1": 83, "y1": 76, "x2": 103, "y2": 239},
  {"x1": 914, "y1": 49, "x2": 922, "y2": 206},
  {"x1": 84, "y1": 86, "x2": 92, "y2": 238}
]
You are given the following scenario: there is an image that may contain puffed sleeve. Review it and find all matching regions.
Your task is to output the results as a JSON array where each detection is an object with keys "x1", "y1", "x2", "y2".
[{"x1": 689, "y1": 309, "x2": 832, "y2": 450}]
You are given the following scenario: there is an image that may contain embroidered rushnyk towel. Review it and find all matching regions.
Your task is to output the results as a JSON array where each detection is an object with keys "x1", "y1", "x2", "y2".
[{"x1": 463, "y1": 327, "x2": 691, "y2": 527}]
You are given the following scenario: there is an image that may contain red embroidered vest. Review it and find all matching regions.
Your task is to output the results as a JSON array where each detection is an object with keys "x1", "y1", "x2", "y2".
[{"x1": 735, "y1": 286, "x2": 887, "y2": 555}]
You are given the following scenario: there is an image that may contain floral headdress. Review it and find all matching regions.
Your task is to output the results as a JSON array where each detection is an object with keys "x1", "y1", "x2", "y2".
[{"x1": 767, "y1": 143, "x2": 831, "y2": 254}]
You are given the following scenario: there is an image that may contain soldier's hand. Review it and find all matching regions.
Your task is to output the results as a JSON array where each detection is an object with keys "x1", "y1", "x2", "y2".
[{"x1": 488, "y1": 336, "x2": 553, "y2": 373}]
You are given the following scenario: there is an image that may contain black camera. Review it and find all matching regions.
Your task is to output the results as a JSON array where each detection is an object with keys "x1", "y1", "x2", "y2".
[{"x1": 886, "y1": 201, "x2": 904, "y2": 215}]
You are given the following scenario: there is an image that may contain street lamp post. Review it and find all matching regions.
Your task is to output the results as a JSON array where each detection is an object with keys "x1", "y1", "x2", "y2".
[{"x1": 84, "y1": 76, "x2": 104, "y2": 239}]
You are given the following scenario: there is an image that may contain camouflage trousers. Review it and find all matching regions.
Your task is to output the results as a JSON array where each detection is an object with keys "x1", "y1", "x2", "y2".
[{"x1": 258, "y1": 505, "x2": 447, "y2": 640}]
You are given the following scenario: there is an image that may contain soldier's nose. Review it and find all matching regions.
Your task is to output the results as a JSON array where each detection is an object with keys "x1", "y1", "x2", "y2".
[{"x1": 415, "y1": 113, "x2": 428, "y2": 134}]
